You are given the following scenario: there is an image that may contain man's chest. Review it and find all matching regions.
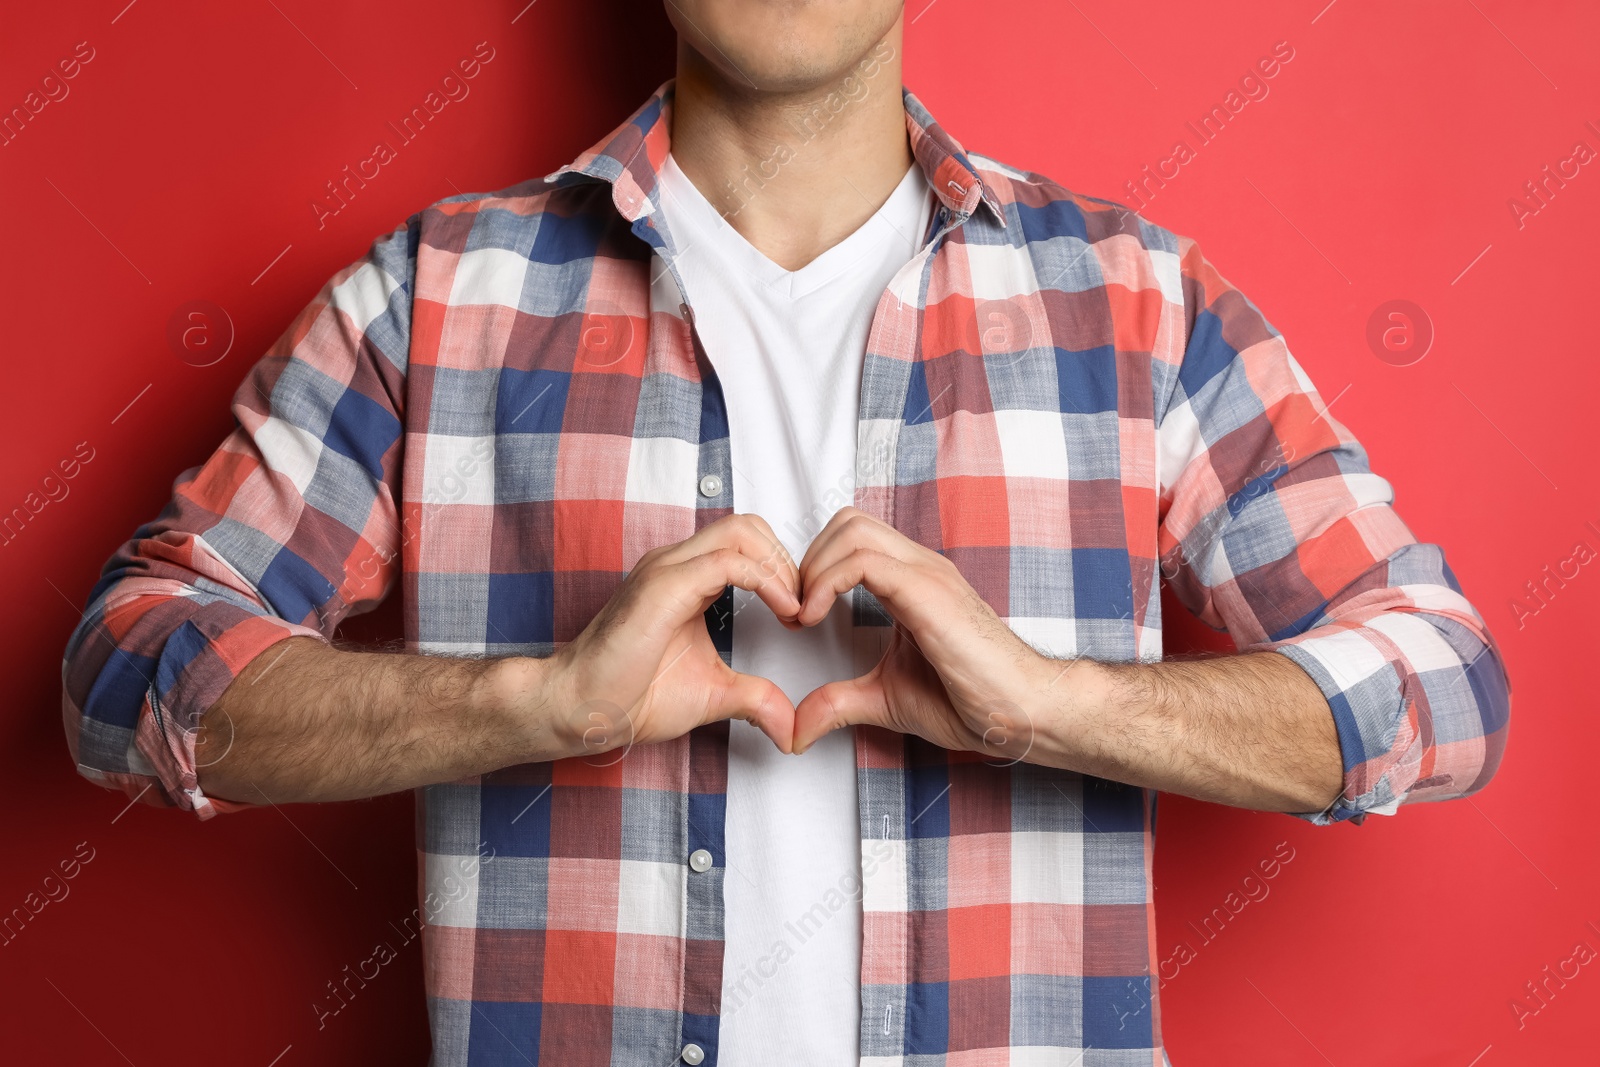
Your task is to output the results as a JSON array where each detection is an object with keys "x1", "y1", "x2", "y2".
[{"x1": 394, "y1": 230, "x2": 1164, "y2": 663}]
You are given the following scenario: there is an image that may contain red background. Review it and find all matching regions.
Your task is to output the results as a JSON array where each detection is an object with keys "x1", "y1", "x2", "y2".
[{"x1": 2, "y1": 1, "x2": 1596, "y2": 1063}]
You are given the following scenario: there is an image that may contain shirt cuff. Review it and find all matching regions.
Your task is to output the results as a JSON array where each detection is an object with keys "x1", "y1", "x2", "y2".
[
  {"x1": 1263, "y1": 610, "x2": 1465, "y2": 827},
  {"x1": 136, "y1": 606, "x2": 327, "y2": 819}
]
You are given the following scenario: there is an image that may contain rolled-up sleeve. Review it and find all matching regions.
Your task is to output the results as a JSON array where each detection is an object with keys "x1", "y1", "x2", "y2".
[
  {"x1": 60, "y1": 216, "x2": 417, "y2": 819},
  {"x1": 1154, "y1": 236, "x2": 1511, "y2": 826}
]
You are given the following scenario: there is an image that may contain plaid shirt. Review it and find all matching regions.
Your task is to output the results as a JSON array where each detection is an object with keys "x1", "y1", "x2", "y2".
[{"x1": 61, "y1": 81, "x2": 1510, "y2": 1065}]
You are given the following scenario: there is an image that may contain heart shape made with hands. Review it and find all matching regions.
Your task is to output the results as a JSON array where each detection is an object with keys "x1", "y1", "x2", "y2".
[
  {"x1": 558, "y1": 506, "x2": 1057, "y2": 769},
  {"x1": 738, "y1": 506, "x2": 1050, "y2": 764}
]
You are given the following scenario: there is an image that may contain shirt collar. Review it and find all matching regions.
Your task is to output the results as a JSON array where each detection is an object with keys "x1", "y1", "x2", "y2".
[{"x1": 542, "y1": 78, "x2": 1004, "y2": 232}]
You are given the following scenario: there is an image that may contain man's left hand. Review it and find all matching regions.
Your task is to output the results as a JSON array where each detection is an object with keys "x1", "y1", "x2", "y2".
[{"x1": 790, "y1": 507, "x2": 1103, "y2": 761}]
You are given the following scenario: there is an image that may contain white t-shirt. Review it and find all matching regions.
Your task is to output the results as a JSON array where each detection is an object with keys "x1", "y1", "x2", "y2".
[{"x1": 655, "y1": 152, "x2": 935, "y2": 1064}]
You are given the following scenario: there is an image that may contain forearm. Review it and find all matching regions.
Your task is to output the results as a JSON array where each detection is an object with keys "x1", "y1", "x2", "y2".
[
  {"x1": 195, "y1": 637, "x2": 562, "y2": 805},
  {"x1": 1032, "y1": 651, "x2": 1344, "y2": 815}
]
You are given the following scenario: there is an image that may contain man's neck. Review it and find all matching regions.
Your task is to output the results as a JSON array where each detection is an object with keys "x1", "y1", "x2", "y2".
[{"x1": 668, "y1": 28, "x2": 913, "y2": 272}]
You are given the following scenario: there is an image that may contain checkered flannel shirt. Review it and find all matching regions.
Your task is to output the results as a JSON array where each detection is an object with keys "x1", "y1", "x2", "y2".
[{"x1": 61, "y1": 81, "x2": 1510, "y2": 1065}]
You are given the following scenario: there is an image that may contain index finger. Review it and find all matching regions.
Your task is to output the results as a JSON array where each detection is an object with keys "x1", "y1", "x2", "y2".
[{"x1": 656, "y1": 513, "x2": 800, "y2": 604}]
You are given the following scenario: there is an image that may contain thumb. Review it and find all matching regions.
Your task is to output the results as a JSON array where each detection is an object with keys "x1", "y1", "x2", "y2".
[
  {"x1": 709, "y1": 671, "x2": 798, "y2": 754},
  {"x1": 794, "y1": 673, "x2": 888, "y2": 754}
]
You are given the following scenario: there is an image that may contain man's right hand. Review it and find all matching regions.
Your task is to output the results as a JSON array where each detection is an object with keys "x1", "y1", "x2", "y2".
[
  {"x1": 195, "y1": 514, "x2": 801, "y2": 806},
  {"x1": 507, "y1": 513, "x2": 803, "y2": 761}
]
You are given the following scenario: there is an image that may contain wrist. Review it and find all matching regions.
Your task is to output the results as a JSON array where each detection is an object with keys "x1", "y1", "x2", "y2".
[
  {"x1": 1025, "y1": 655, "x2": 1123, "y2": 766},
  {"x1": 481, "y1": 652, "x2": 583, "y2": 763}
]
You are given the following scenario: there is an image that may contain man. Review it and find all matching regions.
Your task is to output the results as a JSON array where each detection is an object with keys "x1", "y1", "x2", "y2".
[{"x1": 61, "y1": 2, "x2": 1510, "y2": 1064}]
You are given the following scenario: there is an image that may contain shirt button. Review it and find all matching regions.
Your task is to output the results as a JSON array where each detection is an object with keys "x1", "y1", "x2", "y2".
[
  {"x1": 681, "y1": 1043, "x2": 705, "y2": 1065},
  {"x1": 698, "y1": 473, "x2": 723, "y2": 498},
  {"x1": 688, "y1": 849, "x2": 713, "y2": 873}
]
